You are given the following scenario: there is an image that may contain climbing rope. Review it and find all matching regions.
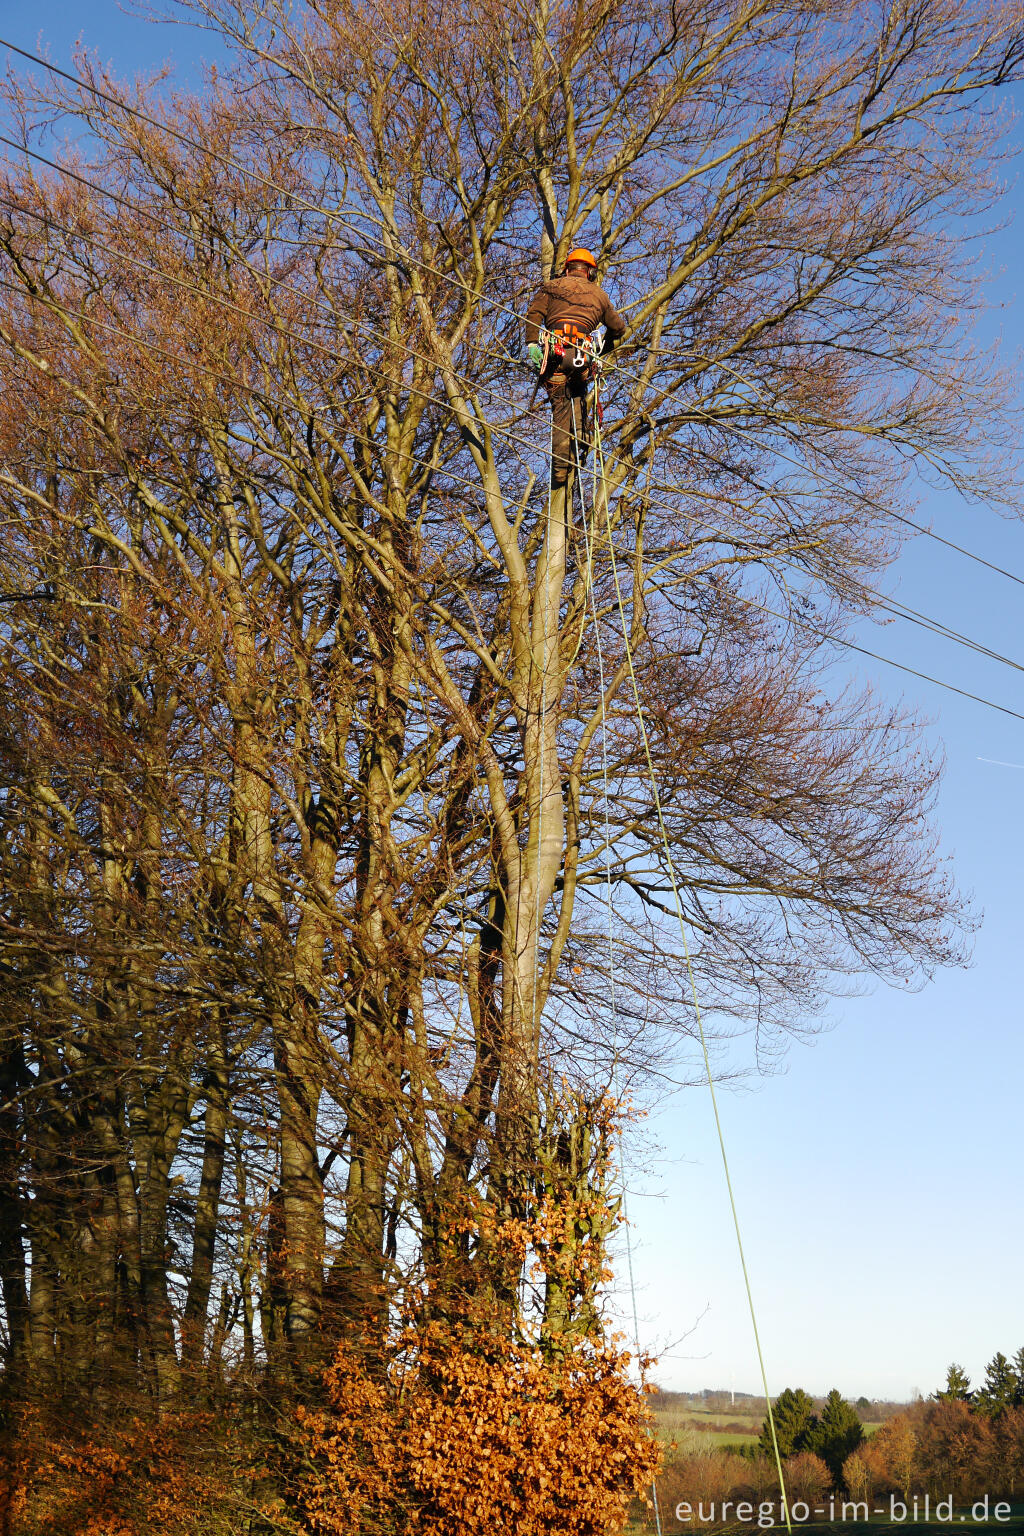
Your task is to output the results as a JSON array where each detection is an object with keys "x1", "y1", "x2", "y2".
[
  {"x1": 531, "y1": 418, "x2": 555, "y2": 1045},
  {"x1": 569, "y1": 398, "x2": 664, "y2": 1536},
  {"x1": 562, "y1": 370, "x2": 792, "y2": 1531}
]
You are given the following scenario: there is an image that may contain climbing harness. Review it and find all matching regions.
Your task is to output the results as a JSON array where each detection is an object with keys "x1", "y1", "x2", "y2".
[
  {"x1": 528, "y1": 324, "x2": 603, "y2": 411},
  {"x1": 541, "y1": 322, "x2": 601, "y2": 374}
]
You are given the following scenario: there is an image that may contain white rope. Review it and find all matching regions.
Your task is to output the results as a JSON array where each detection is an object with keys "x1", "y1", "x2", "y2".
[
  {"x1": 591, "y1": 412, "x2": 792, "y2": 1531},
  {"x1": 571, "y1": 379, "x2": 663, "y2": 1536},
  {"x1": 532, "y1": 416, "x2": 555, "y2": 1040}
]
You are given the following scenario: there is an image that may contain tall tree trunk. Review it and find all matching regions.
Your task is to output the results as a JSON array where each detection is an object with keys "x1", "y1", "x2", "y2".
[
  {"x1": 496, "y1": 482, "x2": 570, "y2": 1218},
  {"x1": 0, "y1": 1042, "x2": 28, "y2": 1383},
  {"x1": 182, "y1": 1015, "x2": 228, "y2": 1371},
  {"x1": 329, "y1": 514, "x2": 411, "y2": 1345},
  {"x1": 275, "y1": 1018, "x2": 326, "y2": 1357}
]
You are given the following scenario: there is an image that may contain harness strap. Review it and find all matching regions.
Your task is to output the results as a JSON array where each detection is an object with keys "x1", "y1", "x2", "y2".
[{"x1": 539, "y1": 323, "x2": 600, "y2": 373}]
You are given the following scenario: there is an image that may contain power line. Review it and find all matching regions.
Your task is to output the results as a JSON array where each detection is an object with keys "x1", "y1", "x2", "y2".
[
  {"x1": 2, "y1": 267, "x2": 1023, "y2": 731},
  {"x1": 0, "y1": 75, "x2": 1022, "y2": 725},
  {"x1": 6, "y1": 180, "x2": 1024, "y2": 705},
  {"x1": 740, "y1": 595, "x2": 1024, "y2": 724},
  {"x1": 718, "y1": 415, "x2": 1024, "y2": 593},
  {"x1": 3, "y1": 36, "x2": 1023, "y2": 607},
  {"x1": 5, "y1": 33, "x2": 1023, "y2": 580}
]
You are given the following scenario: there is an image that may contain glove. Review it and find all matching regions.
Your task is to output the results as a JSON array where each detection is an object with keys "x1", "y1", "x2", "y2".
[{"x1": 527, "y1": 342, "x2": 544, "y2": 372}]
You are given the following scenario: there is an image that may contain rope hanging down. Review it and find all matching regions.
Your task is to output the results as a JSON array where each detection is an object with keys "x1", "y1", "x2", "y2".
[
  {"x1": 568, "y1": 400, "x2": 664, "y2": 1536},
  {"x1": 558, "y1": 367, "x2": 792, "y2": 1531},
  {"x1": 531, "y1": 417, "x2": 555, "y2": 1042}
]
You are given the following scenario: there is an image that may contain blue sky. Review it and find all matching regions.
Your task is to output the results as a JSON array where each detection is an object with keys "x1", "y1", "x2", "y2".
[
  {"x1": 629, "y1": 258, "x2": 1024, "y2": 1398},
  {"x1": 4, "y1": 1, "x2": 1021, "y2": 1404}
]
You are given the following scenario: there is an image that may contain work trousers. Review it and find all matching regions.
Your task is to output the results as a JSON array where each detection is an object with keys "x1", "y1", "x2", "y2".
[{"x1": 544, "y1": 362, "x2": 591, "y2": 487}]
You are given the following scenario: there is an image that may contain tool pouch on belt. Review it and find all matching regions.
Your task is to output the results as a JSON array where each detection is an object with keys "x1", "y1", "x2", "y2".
[{"x1": 540, "y1": 324, "x2": 599, "y2": 378}]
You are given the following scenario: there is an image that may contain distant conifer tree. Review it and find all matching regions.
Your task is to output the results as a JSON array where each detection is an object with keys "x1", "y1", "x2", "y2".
[
  {"x1": 807, "y1": 1389, "x2": 865, "y2": 1485},
  {"x1": 1012, "y1": 1348, "x2": 1024, "y2": 1405},
  {"x1": 935, "y1": 1363, "x2": 973, "y2": 1402},
  {"x1": 976, "y1": 1353, "x2": 1018, "y2": 1416},
  {"x1": 759, "y1": 1388, "x2": 817, "y2": 1461}
]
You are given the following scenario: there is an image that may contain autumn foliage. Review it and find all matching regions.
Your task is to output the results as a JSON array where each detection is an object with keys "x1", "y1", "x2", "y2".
[
  {"x1": 1, "y1": 0, "x2": 1023, "y2": 1527},
  {"x1": 0, "y1": 1329, "x2": 658, "y2": 1536},
  {"x1": 292, "y1": 1329, "x2": 660, "y2": 1536},
  {"x1": 843, "y1": 1401, "x2": 1024, "y2": 1503},
  {"x1": 0, "y1": 1405, "x2": 247, "y2": 1536}
]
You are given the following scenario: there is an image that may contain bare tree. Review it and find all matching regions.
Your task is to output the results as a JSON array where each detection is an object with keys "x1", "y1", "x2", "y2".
[{"x1": 0, "y1": 0, "x2": 1017, "y2": 1413}]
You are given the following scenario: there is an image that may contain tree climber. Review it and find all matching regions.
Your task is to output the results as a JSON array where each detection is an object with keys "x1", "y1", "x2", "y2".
[{"x1": 524, "y1": 248, "x2": 626, "y2": 491}]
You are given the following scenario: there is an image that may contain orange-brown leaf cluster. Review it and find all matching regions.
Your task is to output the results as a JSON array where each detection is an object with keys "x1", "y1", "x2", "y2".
[
  {"x1": 294, "y1": 1327, "x2": 661, "y2": 1536},
  {"x1": 0, "y1": 1404, "x2": 248, "y2": 1536},
  {"x1": 844, "y1": 1400, "x2": 1024, "y2": 1501}
]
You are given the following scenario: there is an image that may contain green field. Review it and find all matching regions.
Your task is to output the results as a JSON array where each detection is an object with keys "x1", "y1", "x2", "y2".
[
  {"x1": 651, "y1": 1401, "x2": 884, "y2": 1455},
  {"x1": 702, "y1": 1430, "x2": 760, "y2": 1447},
  {"x1": 632, "y1": 1408, "x2": 1020, "y2": 1536}
]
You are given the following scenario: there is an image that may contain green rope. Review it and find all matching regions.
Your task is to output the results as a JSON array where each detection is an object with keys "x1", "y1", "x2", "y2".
[{"x1": 591, "y1": 400, "x2": 792, "y2": 1532}]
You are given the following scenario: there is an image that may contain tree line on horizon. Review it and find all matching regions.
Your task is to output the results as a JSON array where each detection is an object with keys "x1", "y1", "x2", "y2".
[
  {"x1": 655, "y1": 1350, "x2": 1024, "y2": 1524},
  {"x1": 651, "y1": 1385, "x2": 907, "y2": 1423}
]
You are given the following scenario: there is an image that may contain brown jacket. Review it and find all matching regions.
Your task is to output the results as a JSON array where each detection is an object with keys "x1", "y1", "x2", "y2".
[{"x1": 524, "y1": 274, "x2": 626, "y2": 351}]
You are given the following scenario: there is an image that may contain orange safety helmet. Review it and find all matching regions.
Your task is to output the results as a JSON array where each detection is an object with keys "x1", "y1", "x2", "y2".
[{"x1": 564, "y1": 246, "x2": 598, "y2": 276}]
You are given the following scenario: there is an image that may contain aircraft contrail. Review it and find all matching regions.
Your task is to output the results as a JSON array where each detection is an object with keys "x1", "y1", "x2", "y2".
[{"x1": 977, "y1": 757, "x2": 1024, "y2": 769}]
